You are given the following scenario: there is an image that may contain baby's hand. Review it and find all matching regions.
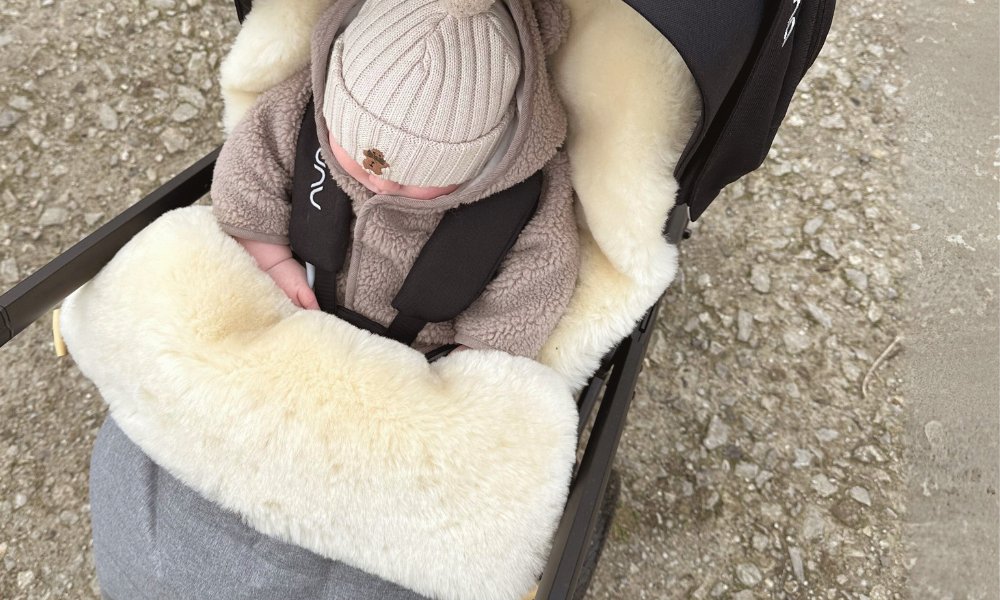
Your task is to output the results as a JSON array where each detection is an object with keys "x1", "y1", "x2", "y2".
[
  {"x1": 266, "y1": 258, "x2": 320, "y2": 310},
  {"x1": 235, "y1": 237, "x2": 320, "y2": 310}
]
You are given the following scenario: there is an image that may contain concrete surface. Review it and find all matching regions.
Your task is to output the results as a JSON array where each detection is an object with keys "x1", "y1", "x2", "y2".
[
  {"x1": 897, "y1": 0, "x2": 1000, "y2": 598},
  {"x1": 0, "y1": 0, "x2": 996, "y2": 598}
]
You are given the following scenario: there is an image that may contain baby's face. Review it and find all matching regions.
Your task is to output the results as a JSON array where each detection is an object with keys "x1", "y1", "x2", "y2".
[{"x1": 328, "y1": 135, "x2": 460, "y2": 200}]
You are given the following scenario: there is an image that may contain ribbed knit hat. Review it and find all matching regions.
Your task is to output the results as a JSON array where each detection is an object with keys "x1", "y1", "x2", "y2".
[{"x1": 323, "y1": 0, "x2": 521, "y2": 188}]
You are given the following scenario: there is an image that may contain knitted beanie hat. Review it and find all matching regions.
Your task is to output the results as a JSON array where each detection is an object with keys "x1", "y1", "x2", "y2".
[{"x1": 323, "y1": 0, "x2": 521, "y2": 188}]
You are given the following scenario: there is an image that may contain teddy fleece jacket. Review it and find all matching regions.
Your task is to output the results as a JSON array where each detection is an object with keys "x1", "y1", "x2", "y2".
[{"x1": 211, "y1": 0, "x2": 578, "y2": 359}]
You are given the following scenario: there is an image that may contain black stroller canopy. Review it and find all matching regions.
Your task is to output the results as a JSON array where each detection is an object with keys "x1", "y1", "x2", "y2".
[{"x1": 626, "y1": 0, "x2": 834, "y2": 220}]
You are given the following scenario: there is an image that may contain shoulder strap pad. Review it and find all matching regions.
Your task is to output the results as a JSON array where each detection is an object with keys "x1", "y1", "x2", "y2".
[
  {"x1": 288, "y1": 98, "x2": 353, "y2": 274},
  {"x1": 391, "y1": 172, "x2": 544, "y2": 325}
]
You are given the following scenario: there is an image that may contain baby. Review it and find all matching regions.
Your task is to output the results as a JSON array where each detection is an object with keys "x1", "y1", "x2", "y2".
[{"x1": 211, "y1": 0, "x2": 578, "y2": 358}]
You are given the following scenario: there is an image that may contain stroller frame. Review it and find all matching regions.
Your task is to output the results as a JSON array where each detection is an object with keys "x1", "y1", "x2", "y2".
[{"x1": 1, "y1": 0, "x2": 833, "y2": 595}]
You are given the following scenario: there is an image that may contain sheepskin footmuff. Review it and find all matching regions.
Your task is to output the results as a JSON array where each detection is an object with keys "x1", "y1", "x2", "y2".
[{"x1": 60, "y1": 206, "x2": 578, "y2": 600}]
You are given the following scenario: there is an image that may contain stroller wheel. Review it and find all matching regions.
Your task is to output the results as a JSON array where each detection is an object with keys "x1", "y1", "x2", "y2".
[{"x1": 573, "y1": 468, "x2": 622, "y2": 600}]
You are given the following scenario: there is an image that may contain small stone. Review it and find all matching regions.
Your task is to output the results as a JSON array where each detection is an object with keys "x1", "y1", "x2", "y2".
[
  {"x1": 737, "y1": 309, "x2": 754, "y2": 342},
  {"x1": 831, "y1": 497, "x2": 866, "y2": 528},
  {"x1": 0, "y1": 109, "x2": 22, "y2": 129},
  {"x1": 872, "y1": 264, "x2": 892, "y2": 287},
  {"x1": 735, "y1": 563, "x2": 763, "y2": 587},
  {"x1": 160, "y1": 126, "x2": 190, "y2": 153},
  {"x1": 811, "y1": 474, "x2": 838, "y2": 497},
  {"x1": 148, "y1": 0, "x2": 176, "y2": 8},
  {"x1": 732, "y1": 592, "x2": 754, "y2": 600},
  {"x1": 853, "y1": 444, "x2": 887, "y2": 464},
  {"x1": 39, "y1": 206, "x2": 69, "y2": 226},
  {"x1": 17, "y1": 570, "x2": 35, "y2": 589},
  {"x1": 710, "y1": 581, "x2": 728, "y2": 598},
  {"x1": 751, "y1": 533, "x2": 770, "y2": 551},
  {"x1": 735, "y1": 462, "x2": 759, "y2": 480},
  {"x1": 14, "y1": 493, "x2": 27, "y2": 509},
  {"x1": 789, "y1": 547, "x2": 805, "y2": 582},
  {"x1": 171, "y1": 103, "x2": 199, "y2": 123},
  {"x1": 844, "y1": 268, "x2": 868, "y2": 291},
  {"x1": 0, "y1": 541, "x2": 7, "y2": 560},
  {"x1": 867, "y1": 303, "x2": 883, "y2": 323},
  {"x1": 793, "y1": 448, "x2": 813, "y2": 468},
  {"x1": 870, "y1": 585, "x2": 891, "y2": 600},
  {"x1": 59, "y1": 509, "x2": 80, "y2": 525},
  {"x1": 187, "y1": 52, "x2": 209, "y2": 76},
  {"x1": 803, "y1": 217, "x2": 824, "y2": 235},
  {"x1": 0, "y1": 258, "x2": 19, "y2": 283},
  {"x1": 924, "y1": 420, "x2": 945, "y2": 449},
  {"x1": 176, "y1": 85, "x2": 206, "y2": 110},
  {"x1": 842, "y1": 359, "x2": 863, "y2": 382},
  {"x1": 703, "y1": 415, "x2": 730, "y2": 450},
  {"x1": 849, "y1": 486, "x2": 872, "y2": 506},
  {"x1": 750, "y1": 264, "x2": 771, "y2": 293},
  {"x1": 815, "y1": 428, "x2": 839, "y2": 442},
  {"x1": 8, "y1": 96, "x2": 33, "y2": 111},
  {"x1": 819, "y1": 114, "x2": 847, "y2": 129},
  {"x1": 84, "y1": 212, "x2": 104, "y2": 226},
  {"x1": 819, "y1": 237, "x2": 840, "y2": 258},
  {"x1": 804, "y1": 302, "x2": 833, "y2": 328},
  {"x1": 801, "y1": 507, "x2": 827, "y2": 539},
  {"x1": 782, "y1": 329, "x2": 812, "y2": 354},
  {"x1": 96, "y1": 103, "x2": 119, "y2": 130}
]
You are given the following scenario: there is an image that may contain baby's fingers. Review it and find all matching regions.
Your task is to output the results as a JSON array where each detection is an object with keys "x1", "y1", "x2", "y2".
[{"x1": 297, "y1": 287, "x2": 320, "y2": 310}]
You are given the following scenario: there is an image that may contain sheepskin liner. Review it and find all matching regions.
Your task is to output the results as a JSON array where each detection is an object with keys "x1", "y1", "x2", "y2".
[
  {"x1": 62, "y1": 0, "x2": 699, "y2": 598},
  {"x1": 61, "y1": 207, "x2": 578, "y2": 600}
]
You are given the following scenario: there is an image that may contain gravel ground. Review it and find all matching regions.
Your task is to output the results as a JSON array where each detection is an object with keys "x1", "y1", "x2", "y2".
[{"x1": 0, "y1": 0, "x2": 989, "y2": 599}]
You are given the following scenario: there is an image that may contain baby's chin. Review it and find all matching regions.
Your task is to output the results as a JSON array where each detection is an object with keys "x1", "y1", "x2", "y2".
[{"x1": 358, "y1": 174, "x2": 461, "y2": 200}]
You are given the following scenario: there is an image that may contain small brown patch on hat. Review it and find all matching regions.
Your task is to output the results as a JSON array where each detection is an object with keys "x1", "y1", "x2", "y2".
[{"x1": 362, "y1": 149, "x2": 390, "y2": 176}]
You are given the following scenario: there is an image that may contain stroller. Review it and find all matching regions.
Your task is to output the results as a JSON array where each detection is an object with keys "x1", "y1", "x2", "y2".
[{"x1": 0, "y1": 0, "x2": 834, "y2": 598}]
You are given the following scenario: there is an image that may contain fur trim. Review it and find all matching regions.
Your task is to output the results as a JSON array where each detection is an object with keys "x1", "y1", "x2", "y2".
[
  {"x1": 538, "y1": 0, "x2": 699, "y2": 387},
  {"x1": 219, "y1": 0, "x2": 334, "y2": 132},
  {"x1": 61, "y1": 209, "x2": 577, "y2": 600}
]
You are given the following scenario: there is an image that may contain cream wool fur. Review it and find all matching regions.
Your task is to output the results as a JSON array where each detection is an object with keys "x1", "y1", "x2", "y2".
[
  {"x1": 62, "y1": 208, "x2": 578, "y2": 600},
  {"x1": 62, "y1": 0, "x2": 700, "y2": 598}
]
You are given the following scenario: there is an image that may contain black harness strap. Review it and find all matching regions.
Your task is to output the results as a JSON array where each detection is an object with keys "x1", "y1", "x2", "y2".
[
  {"x1": 387, "y1": 171, "x2": 543, "y2": 343},
  {"x1": 289, "y1": 97, "x2": 542, "y2": 347},
  {"x1": 289, "y1": 99, "x2": 354, "y2": 277}
]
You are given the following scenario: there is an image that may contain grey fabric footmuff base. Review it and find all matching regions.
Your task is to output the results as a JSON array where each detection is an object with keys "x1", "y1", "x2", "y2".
[{"x1": 90, "y1": 417, "x2": 428, "y2": 600}]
